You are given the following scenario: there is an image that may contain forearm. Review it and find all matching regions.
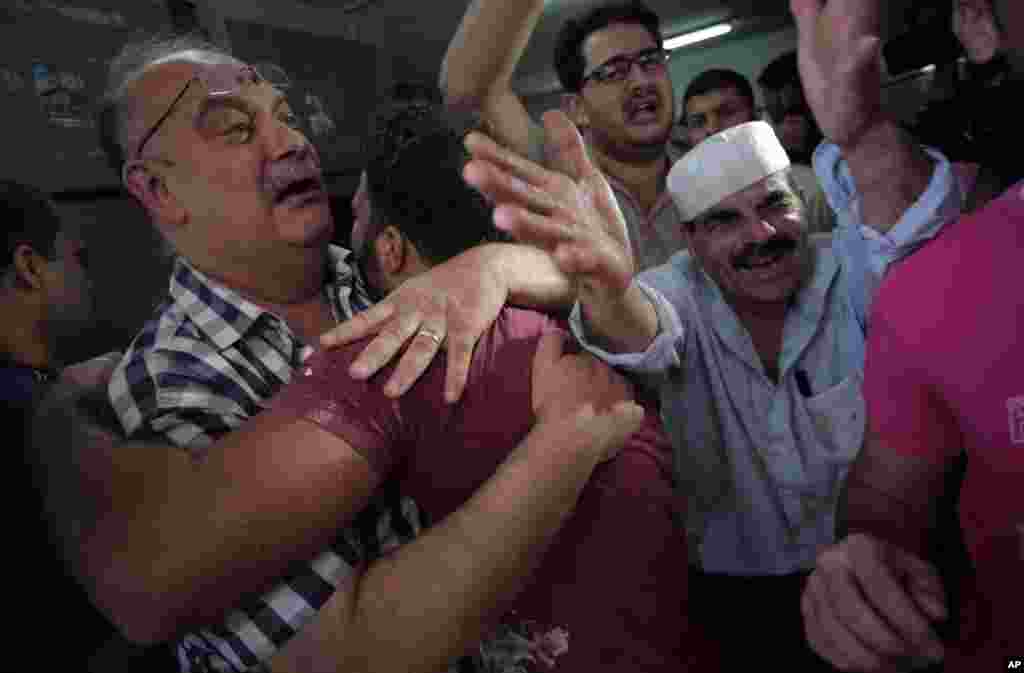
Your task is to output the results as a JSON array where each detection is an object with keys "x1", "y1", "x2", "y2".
[
  {"x1": 285, "y1": 416, "x2": 605, "y2": 673},
  {"x1": 840, "y1": 121, "x2": 934, "y2": 234},
  {"x1": 493, "y1": 243, "x2": 575, "y2": 311},
  {"x1": 838, "y1": 469, "x2": 936, "y2": 561},
  {"x1": 440, "y1": 0, "x2": 546, "y2": 109},
  {"x1": 579, "y1": 281, "x2": 659, "y2": 354},
  {"x1": 57, "y1": 399, "x2": 377, "y2": 642}
]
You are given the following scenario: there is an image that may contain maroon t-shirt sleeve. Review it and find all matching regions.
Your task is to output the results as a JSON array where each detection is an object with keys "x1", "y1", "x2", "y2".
[{"x1": 271, "y1": 340, "x2": 406, "y2": 476}]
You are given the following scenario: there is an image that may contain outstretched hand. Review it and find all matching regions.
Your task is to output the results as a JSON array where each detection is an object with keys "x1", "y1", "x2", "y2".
[
  {"x1": 463, "y1": 110, "x2": 634, "y2": 302},
  {"x1": 791, "y1": 0, "x2": 885, "y2": 149}
]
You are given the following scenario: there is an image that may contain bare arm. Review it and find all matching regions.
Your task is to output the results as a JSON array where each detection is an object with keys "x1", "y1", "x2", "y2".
[
  {"x1": 34, "y1": 381, "x2": 381, "y2": 644},
  {"x1": 496, "y1": 242, "x2": 575, "y2": 311},
  {"x1": 319, "y1": 241, "x2": 575, "y2": 403},
  {"x1": 792, "y1": 0, "x2": 935, "y2": 234},
  {"x1": 273, "y1": 400, "x2": 642, "y2": 673},
  {"x1": 838, "y1": 431, "x2": 951, "y2": 558},
  {"x1": 839, "y1": 122, "x2": 934, "y2": 235},
  {"x1": 803, "y1": 432, "x2": 951, "y2": 669},
  {"x1": 40, "y1": 334, "x2": 640, "y2": 662},
  {"x1": 577, "y1": 282, "x2": 659, "y2": 354},
  {"x1": 441, "y1": 0, "x2": 547, "y2": 162}
]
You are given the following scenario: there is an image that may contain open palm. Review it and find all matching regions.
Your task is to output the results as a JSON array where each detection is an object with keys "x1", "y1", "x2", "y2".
[
  {"x1": 463, "y1": 110, "x2": 635, "y2": 302},
  {"x1": 791, "y1": 0, "x2": 885, "y2": 148}
]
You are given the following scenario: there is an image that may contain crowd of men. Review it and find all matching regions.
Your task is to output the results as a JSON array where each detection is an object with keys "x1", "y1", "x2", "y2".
[{"x1": 3, "y1": 0, "x2": 1020, "y2": 670}]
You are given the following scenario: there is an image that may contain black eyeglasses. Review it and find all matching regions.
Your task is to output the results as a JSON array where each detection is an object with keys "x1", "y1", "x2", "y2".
[
  {"x1": 581, "y1": 48, "x2": 669, "y2": 87},
  {"x1": 134, "y1": 63, "x2": 280, "y2": 160}
]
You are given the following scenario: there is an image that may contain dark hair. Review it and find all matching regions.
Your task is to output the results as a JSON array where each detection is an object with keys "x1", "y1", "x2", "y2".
[
  {"x1": 365, "y1": 103, "x2": 500, "y2": 266},
  {"x1": 1, "y1": 180, "x2": 62, "y2": 273},
  {"x1": 554, "y1": 1, "x2": 663, "y2": 92},
  {"x1": 757, "y1": 51, "x2": 800, "y2": 90},
  {"x1": 682, "y1": 68, "x2": 755, "y2": 111},
  {"x1": 755, "y1": 52, "x2": 823, "y2": 160}
]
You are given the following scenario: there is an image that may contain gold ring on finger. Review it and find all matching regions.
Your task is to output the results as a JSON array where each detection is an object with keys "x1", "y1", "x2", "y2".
[{"x1": 416, "y1": 327, "x2": 444, "y2": 347}]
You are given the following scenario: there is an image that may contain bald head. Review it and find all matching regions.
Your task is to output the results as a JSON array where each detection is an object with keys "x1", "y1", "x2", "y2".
[{"x1": 98, "y1": 36, "x2": 240, "y2": 171}]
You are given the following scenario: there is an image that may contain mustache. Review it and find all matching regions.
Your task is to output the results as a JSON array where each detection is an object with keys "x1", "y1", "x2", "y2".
[
  {"x1": 732, "y1": 236, "x2": 797, "y2": 269},
  {"x1": 624, "y1": 88, "x2": 660, "y2": 112},
  {"x1": 261, "y1": 144, "x2": 322, "y2": 196}
]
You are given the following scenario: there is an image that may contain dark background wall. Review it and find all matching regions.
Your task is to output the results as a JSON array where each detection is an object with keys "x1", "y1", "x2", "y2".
[{"x1": 3, "y1": 0, "x2": 957, "y2": 362}]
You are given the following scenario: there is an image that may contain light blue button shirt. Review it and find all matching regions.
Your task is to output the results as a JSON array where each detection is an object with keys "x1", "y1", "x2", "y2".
[{"x1": 571, "y1": 143, "x2": 962, "y2": 574}]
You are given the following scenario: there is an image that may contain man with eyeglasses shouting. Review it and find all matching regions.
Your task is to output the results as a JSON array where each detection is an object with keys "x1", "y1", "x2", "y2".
[
  {"x1": 444, "y1": 1, "x2": 685, "y2": 271},
  {"x1": 443, "y1": 0, "x2": 845, "y2": 274}
]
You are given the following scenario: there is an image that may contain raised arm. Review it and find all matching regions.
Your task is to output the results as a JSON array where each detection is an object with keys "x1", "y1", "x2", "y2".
[
  {"x1": 441, "y1": 0, "x2": 547, "y2": 162},
  {"x1": 792, "y1": 0, "x2": 935, "y2": 234},
  {"x1": 464, "y1": 110, "x2": 660, "y2": 354}
]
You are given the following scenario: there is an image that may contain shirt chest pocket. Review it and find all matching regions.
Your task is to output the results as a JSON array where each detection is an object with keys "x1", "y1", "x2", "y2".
[{"x1": 803, "y1": 372, "x2": 866, "y2": 465}]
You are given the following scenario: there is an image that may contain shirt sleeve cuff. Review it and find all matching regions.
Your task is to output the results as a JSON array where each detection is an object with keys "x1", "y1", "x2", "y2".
[
  {"x1": 568, "y1": 280, "x2": 684, "y2": 375},
  {"x1": 813, "y1": 141, "x2": 960, "y2": 260}
]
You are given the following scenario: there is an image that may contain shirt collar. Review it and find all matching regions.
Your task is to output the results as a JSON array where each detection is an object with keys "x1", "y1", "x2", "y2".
[
  {"x1": 168, "y1": 245, "x2": 367, "y2": 351},
  {"x1": 603, "y1": 145, "x2": 681, "y2": 211}
]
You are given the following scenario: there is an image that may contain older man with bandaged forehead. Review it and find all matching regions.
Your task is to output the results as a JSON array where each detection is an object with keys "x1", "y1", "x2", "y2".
[{"x1": 33, "y1": 34, "x2": 657, "y2": 672}]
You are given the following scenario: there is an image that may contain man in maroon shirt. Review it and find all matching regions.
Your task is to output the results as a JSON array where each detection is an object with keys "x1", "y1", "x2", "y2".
[{"x1": 270, "y1": 107, "x2": 710, "y2": 671}]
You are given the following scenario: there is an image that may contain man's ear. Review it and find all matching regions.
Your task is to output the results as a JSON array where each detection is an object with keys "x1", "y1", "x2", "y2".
[
  {"x1": 372, "y1": 226, "x2": 408, "y2": 276},
  {"x1": 9, "y1": 243, "x2": 48, "y2": 291},
  {"x1": 123, "y1": 162, "x2": 187, "y2": 228},
  {"x1": 561, "y1": 93, "x2": 589, "y2": 129}
]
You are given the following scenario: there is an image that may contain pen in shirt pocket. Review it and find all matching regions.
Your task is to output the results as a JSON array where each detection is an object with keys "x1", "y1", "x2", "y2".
[{"x1": 795, "y1": 369, "x2": 813, "y2": 397}]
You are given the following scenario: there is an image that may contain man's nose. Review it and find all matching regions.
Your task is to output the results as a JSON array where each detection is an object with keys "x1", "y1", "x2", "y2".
[
  {"x1": 265, "y1": 116, "x2": 310, "y2": 162},
  {"x1": 627, "y1": 63, "x2": 659, "y2": 89},
  {"x1": 704, "y1": 112, "x2": 723, "y2": 136},
  {"x1": 745, "y1": 215, "x2": 777, "y2": 243}
]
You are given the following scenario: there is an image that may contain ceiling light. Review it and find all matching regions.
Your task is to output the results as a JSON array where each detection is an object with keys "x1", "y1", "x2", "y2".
[{"x1": 664, "y1": 23, "x2": 733, "y2": 51}]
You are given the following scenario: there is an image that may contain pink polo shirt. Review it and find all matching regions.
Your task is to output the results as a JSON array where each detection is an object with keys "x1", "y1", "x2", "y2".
[
  {"x1": 865, "y1": 181, "x2": 1024, "y2": 667},
  {"x1": 282, "y1": 307, "x2": 715, "y2": 670}
]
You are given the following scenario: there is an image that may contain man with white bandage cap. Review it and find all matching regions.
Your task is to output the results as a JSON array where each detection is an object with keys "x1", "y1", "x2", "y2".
[{"x1": 462, "y1": 110, "x2": 960, "y2": 668}]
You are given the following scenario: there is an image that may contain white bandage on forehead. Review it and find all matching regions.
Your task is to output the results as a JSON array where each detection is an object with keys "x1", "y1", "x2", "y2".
[{"x1": 667, "y1": 121, "x2": 791, "y2": 222}]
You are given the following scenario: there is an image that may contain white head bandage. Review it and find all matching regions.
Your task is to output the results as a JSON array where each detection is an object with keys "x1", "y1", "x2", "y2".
[{"x1": 667, "y1": 121, "x2": 790, "y2": 222}]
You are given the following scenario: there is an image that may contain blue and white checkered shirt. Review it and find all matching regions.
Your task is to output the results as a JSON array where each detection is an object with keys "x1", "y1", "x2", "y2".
[{"x1": 108, "y1": 246, "x2": 422, "y2": 672}]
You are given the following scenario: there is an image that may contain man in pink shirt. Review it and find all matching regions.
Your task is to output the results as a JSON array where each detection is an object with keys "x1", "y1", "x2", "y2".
[
  {"x1": 268, "y1": 106, "x2": 712, "y2": 671},
  {"x1": 798, "y1": 0, "x2": 1024, "y2": 669}
]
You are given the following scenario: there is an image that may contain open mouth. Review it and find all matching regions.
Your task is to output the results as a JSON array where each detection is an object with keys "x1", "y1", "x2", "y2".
[
  {"x1": 274, "y1": 177, "x2": 325, "y2": 206},
  {"x1": 627, "y1": 96, "x2": 660, "y2": 123},
  {"x1": 733, "y1": 239, "x2": 797, "y2": 272}
]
